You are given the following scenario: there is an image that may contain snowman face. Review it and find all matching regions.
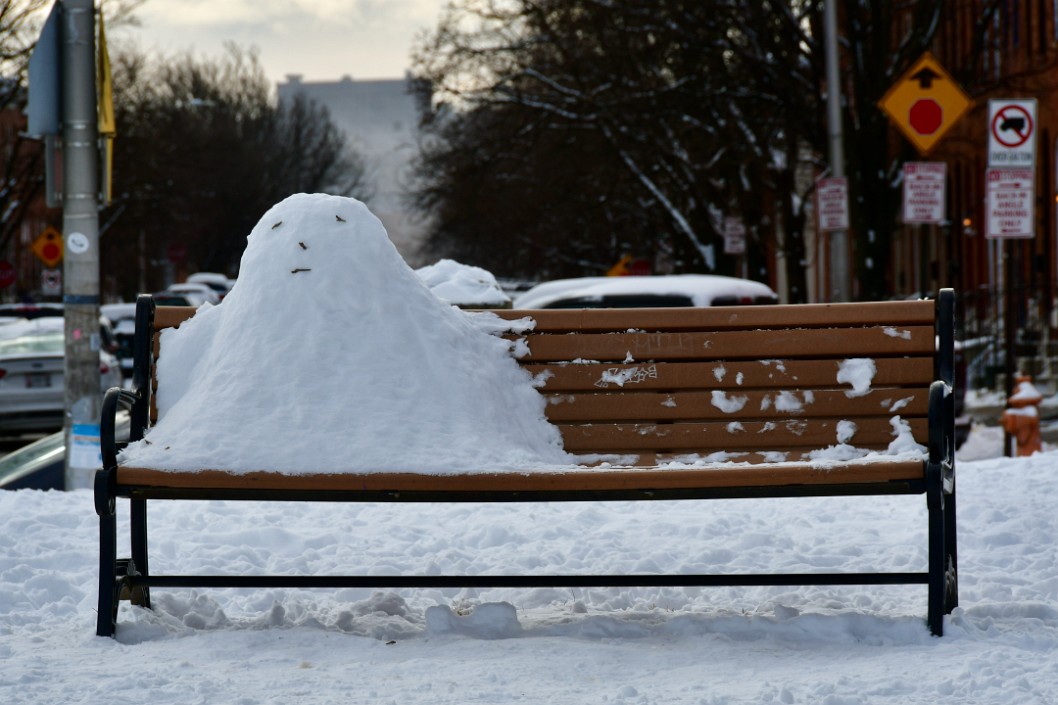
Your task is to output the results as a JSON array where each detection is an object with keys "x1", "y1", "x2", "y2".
[{"x1": 229, "y1": 194, "x2": 408, "y2": 308}]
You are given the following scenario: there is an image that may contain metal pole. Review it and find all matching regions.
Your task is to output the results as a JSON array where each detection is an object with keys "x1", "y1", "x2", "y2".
[
  {"x1": 824, "y1": 0, "x2": 849, "y2": 301},
  {"x1": 1003, "y1": 239, "x2": 1015, "y2": 456},
  {"x1": 62, "y1": 0, "x2": 101, "y2": 490}
]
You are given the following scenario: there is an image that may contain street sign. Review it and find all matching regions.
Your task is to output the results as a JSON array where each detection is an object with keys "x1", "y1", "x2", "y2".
[
  {"x1": 31, "y1": 226, "x2": 63, "y2": 267},
  {"x1": 41, "y1": 268, "x2": 62, "y2": 296},
  {"x1": 816, "y1": 177, "x2": 849, "y2": 231},
  {"x1": 986, "y1": 167, "x2": 1035, "y2": 238},
  {"x1": 878, "y1": 52, "x2": 973, "y2": 155},
  {"x1": 723, "y1": 216, "x2": 746, "y2": 255},
  {"x1": 902, "y1": 162, "x2": 947, "y2": 224},
  {"x1": 988, "y1": 99, "x2": 1037, "y2": 167}
]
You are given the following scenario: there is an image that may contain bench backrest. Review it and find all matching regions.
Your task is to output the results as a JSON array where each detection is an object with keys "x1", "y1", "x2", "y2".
[{"x1": 136, "y1": 292, "x2": 953, "y2": 466}]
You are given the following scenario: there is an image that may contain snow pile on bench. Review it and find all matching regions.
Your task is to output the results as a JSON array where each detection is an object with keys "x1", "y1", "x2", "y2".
[{"x1": 118, "y1": 193, "x2": 572, "y2": 475}]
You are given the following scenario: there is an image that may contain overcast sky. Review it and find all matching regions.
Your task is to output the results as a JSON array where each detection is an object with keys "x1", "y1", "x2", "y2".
[{"x1": 115, "y1": 0, "x2": 446, "y2": 86}]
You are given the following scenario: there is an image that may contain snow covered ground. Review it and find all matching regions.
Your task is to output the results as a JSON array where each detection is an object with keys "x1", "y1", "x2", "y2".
[{"x1": 0, "y1": 425, "x2": 1055, "y2": 704}]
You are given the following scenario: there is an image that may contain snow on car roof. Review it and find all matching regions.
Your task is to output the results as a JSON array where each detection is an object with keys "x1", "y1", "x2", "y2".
[
  {"x1": 0, "y1": 316, "x2": 64, "y2": 340},
  {"x1": 512, "y1": 274, "x2": 777, "y2": 309},
  {"x1": 415, "y1": 259, "x2": 511, "y2": 307},
  {"x1": 101, "y1": 303, "x2": 137, "y2": 322}
]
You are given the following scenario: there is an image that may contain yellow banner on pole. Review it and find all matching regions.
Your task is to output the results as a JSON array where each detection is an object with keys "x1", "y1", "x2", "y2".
[
  {"x1": 97, "y1": 8, "x2": 114, "y2": 136},
  {"x1": 97, "y1": 8, "x2": 114, "y2": 205}
]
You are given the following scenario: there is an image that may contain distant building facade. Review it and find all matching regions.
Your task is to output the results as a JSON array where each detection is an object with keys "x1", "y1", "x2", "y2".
[
  {"x1": 915, "y1": 4, "x2": 1058, "y2": 347},
  {"x1": 877, "y1": 3, "x2": 1058, "y2": 387},
  {"x1": 277, "y1": 74, "x2": 428, "y2": 265}
]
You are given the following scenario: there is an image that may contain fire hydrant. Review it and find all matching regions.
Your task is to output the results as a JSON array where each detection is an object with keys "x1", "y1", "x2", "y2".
[{"x1": 1001, "y1": 375, "x2": 1044, "y2": 456}]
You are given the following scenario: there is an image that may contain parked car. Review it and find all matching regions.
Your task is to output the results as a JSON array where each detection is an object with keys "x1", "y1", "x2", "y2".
[
  {"x1": 512, "y1": 274, "x2": 780, "y2": 309},
  {"x1": 166, "y1": 282, "x2": 220, "y2": 306},
  {"x1": 187, "y1": 272, "x2": 235, "y2": 299},
  {"x1": 0, "y1": 303, "x2": 118, "y2": 351},
  {"x1": 0, "y1": 303, "x2": 65, "y2": 320},
  {"x1": 0, "y1": 318, "x2": 123, "y2": 436},
  {"x1": 415, "y1": 259, "x2": 511, "y2": 309},
  {"x1": 101, "y1": 303, "x2": 137, "y2": 380},
  {"x1": 151, "y1": 291, "x2": 199, "y2": 307}
]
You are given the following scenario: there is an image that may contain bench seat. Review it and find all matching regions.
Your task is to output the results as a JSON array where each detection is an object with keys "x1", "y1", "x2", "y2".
[{"x1": 112, "y1": 459, "x2": 927, "y2": 498}]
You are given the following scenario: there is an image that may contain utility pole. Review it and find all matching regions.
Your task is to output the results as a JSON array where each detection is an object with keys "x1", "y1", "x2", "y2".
[
  {"x1": 62, "y1": 0, "x2": 102, "y2": 489},
  {"x1": 824, "y1": 0, "x2": 850, "y2": 302}
]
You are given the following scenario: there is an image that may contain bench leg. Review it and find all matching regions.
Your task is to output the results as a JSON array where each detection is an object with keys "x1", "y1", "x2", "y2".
[
  {"x1": 95, "y1": 489, "x2": 120, "y2": 638},
  {"x1": 129, "y1": 499, "x2": 152, "y2": 609},
  {"x1": 926, "y1": 480, "x2": 957, "y2": 637},
  {"x1": 944, "y1": 486, "x2": 959, "y2": 613},
  {"x1": 95, "y1": 470, "x2": 153, "y2": 636}
]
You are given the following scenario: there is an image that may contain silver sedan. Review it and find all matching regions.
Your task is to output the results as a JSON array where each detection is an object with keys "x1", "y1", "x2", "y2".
[{"x1": 0, "y1": 320, "x2": 123, "y2": 436}]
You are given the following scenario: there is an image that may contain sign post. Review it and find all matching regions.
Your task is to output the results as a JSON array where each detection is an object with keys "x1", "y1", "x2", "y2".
[
  {"x1": 902, "y1": 162, "x2": 948, "y2": 297},
  {"x1": 985, "y1": 100, "x2": 1038, "y2": 456},
  {"x1": 28, "y1": 0, "x2": 108, "y2": 485},
  {"x1": 723, "y1": 216, "x2": 746, "y2": 255},
  {"x1": 61, "y1": 0, "x2": 102, "y2": 489},
  {"x1": 879, "y1": 52, "x2": 971, "y2": 299},
  {"x1": 723, "y1": 216, "x2": 747, "y2": 279}
]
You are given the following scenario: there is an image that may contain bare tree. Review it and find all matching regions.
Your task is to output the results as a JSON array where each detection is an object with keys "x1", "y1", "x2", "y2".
[
  {"x1": 0, "y1": 0, "x2": 147, "y2": 261},
  {"x1": 411, "y1": 0, "x2": 755, "y2": 279},
  {"x1": 411, "y1": 0, "x2": 1017, "y2": 300},
  {"x1": 0, "y1": 0, "x2": 53, "y2": 259}
]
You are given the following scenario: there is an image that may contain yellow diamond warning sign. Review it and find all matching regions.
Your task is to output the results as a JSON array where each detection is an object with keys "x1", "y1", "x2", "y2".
[
  {"x1": 31, "y1": 226, "x2": 63, "y2": 267},
  {"x1": 878, "y1": 52, "x2": 972, "y2": 155}
]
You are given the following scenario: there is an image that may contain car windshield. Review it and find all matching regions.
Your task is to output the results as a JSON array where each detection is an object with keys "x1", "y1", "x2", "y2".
[
  {"x1": 0, "y1": 332, "x2": 64, "y2": 355},
  {"x1": 545, "y1": 293, "x2": 695, "y2": 308}
]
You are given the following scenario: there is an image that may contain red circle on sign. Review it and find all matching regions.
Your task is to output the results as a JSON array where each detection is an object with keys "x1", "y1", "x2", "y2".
[
  {"x1": 991, "y1": 105, "x2": 1033, "y2": 148},
  {"x1": 909, "y1": 99, "x2": 942, "y2": 135},
  {"x1": 0, "y1": 260, "x2": 15, "y2": 288},
  {"x1": 41, "y1": 243, "x2": 60, "y2": 260}
]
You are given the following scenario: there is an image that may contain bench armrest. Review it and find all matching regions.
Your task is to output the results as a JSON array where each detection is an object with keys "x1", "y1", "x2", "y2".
[
  {"x1": 927, "y1": 379, "x2": 955, "y2": 493},
  {"x1": 100, "y1": 387, "x2": 140, "y2": 473}
]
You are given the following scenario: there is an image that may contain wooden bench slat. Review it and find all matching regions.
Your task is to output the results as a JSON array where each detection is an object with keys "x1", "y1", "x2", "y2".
[
  {"x1": 558, "y1": 417, "x2": 927, "y2": 453},
  {"x1": 526, "y1": 358, "x2": 935, "y2": 392},
  {"x1": 493, "y1": 300, "x2": 936, "y2": 333},
  {"x1": 115, "y1": 459, "x2": 926, "y2": 493},
  {"x1": 522, "y1": 326, "x2": 935, "y2": 362},
  {"x1": 154, "y1": 306, "x2": 196, "y2": 329},
  {"x1": 544, "y1": 389, "x2": 928, "y2": 423}
]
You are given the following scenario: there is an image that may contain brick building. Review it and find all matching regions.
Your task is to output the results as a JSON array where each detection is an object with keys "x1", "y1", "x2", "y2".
[{"x1": 904, "y1": 3, "x2": 1058, "y2": 370}]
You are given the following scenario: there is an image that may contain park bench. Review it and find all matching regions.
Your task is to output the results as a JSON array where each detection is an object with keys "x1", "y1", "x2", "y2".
[{"x1": 95, "y1": 289, "x2": 958, "y2": 637}]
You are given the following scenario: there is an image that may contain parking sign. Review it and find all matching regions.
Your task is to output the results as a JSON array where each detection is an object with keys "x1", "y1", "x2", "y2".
[
  {"x1": 902, "y1": 162, "x2": 946, "y2": 224},
  {"x1": 986, "y1": 167, "x2": 1034, "y2": 238}
]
